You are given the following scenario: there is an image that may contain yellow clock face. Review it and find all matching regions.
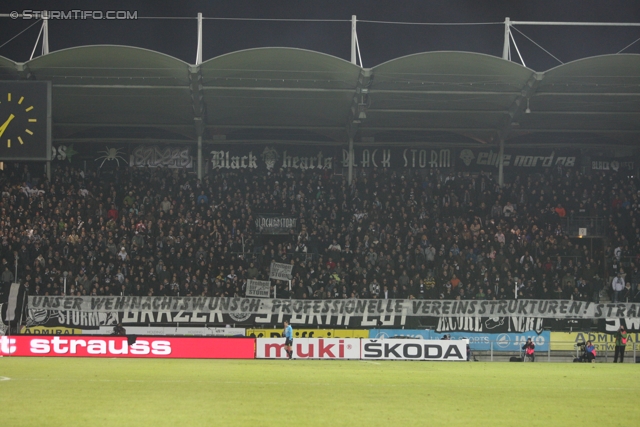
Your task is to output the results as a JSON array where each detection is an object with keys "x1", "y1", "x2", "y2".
[
  {"x1": 0, "y1": 92, "x2": 38, "y2": 148},
  {"x1": 0, "y1": 81, "x2": 50, "y2": 161}
]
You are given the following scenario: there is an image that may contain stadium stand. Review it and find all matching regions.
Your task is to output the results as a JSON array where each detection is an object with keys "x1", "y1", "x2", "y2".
[{"x1": 1, "y1": 162, "x2": 639, "y2": 303}]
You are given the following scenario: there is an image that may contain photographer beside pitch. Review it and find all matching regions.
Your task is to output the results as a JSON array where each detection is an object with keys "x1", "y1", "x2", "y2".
[
  {"x1": 522, "y1": 338, "x2": 535, "y2": 362},
  {"x1": 574, "y1": 340, "x2": 597, "y2": 362},
  {"x1": 283, "y1": 320, "x2": 293, "y2": 360},
  {"x1": 585, "y1": 341, "x2": 596, "y2": 362}
]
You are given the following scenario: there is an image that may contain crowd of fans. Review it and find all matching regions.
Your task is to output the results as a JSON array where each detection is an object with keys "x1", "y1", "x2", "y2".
[{"x1": 1, "y1": 160, "x2": 640, "y2": 303}]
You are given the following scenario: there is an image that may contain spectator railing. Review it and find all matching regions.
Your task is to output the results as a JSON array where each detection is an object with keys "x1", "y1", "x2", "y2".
[
  {"x1": 566, "y1": 216, "x2": 606, "y2": 237},
  {"x1": 478, "y1": 341, "x2": 638, "y2": 363}
]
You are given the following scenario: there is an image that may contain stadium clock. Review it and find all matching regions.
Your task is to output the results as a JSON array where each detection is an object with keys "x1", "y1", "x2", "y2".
[{"x1": 0, "y1": 81, "x2": 52, "y2": 161}]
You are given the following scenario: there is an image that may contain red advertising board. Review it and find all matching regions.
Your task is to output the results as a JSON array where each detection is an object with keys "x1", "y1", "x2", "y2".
[{"x1": 0, "y1": 335, "x2": 255, "y2": 359}]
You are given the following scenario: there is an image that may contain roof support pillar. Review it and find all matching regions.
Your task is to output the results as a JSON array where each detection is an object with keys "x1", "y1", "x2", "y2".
[
  {"x1": 196, "y1": 12, "x2": 203, "y2": 65},
  {"x1": 42, "y1": 12, "x2": 49, "y2": 55},
  {"x1": 194, "y1": 117, "x2": 205, "y2": 180},
  {"x1": 502, "y1": 17, "x2": 510, "y2": 60},
  {"x1": 189, "y1": 64, "x2": 206, "y2": 180},
  {"x1": 348, "y1": 137, "x2": 354, "y2": 184},
  {"x1": 351, "y1": 15, "x2": 357, "y2": 64},
  {"x1": 345, "y1": 69, "x2": 371, "y2": 184},
  {"x1": 197, "y1": 133, "x2": 203, "y2": 180},
  {"x1": 496, "y1": 72, "x2": 543, "y2": 184},
  {"x1": 498, "y1": 136, "x2": 505, "y2": 187}
]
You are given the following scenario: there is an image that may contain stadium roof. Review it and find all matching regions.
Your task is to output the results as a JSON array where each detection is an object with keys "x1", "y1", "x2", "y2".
[{"x1": 0, "y1": 45, "x2": 639, "y2": 148}]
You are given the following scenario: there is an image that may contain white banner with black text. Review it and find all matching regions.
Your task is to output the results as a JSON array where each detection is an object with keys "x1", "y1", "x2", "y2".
[
  {"x1": 245, "y1": 280, "x2": 271, "y2": 298},
  {"x1": 269, "y1": 262, "x2": 293, "y2": 281},
  {"x1": 26, "y1": 297, "x2": 640, "y2": 320}
]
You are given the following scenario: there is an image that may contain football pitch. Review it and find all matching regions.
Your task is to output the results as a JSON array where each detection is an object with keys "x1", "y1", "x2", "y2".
[{"x1": 1, "y1": 358, "x2": 639, "y2": 427}]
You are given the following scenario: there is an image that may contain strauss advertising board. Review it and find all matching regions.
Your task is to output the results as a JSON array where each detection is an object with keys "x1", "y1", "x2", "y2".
[{"x1": 0, "y1": 336, "x2": 255, "y2": 359}]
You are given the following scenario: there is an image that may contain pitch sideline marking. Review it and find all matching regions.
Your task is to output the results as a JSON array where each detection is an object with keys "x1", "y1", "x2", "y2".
[{"x1": 6, "y1": 378, "x2": 640, "y2": 391}]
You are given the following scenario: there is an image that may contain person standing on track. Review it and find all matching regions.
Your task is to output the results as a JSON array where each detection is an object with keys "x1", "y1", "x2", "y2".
[
  {"x1": 283, "y1": 320, "x2": 293, "y2": 359},
  {"x1": 613, "y1": 325, "x2": 628, "y2": 363}
]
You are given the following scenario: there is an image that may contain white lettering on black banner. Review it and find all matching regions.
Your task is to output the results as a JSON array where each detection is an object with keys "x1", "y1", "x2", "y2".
[
  {"x1": 255, "y1": 216, "x2": 297, "y2": 235},
  {"x1": 131, "y1": 146, "x2": 193, "y2": 169}
]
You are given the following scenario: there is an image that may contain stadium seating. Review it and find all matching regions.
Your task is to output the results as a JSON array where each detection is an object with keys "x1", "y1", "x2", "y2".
[{"x1": 1, "y1": 163, "x2": 639, "y2": 303}]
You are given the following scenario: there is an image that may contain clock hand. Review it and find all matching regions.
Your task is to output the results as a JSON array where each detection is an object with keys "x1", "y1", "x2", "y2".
[{"x1": 0, "y1": 114, "x2": 15, "y2": 138}]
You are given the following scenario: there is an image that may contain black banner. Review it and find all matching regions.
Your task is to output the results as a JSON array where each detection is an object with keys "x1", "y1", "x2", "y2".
[
  {"x1": 11, "y1": 304, "x2": 602, "y2": 333},
  {"x1": 49, "y1": 143, "x2": 588, "y2": 171},
  {"x1": 600, "y1": 317, "x2": 640, "y2": 332},
  {"x1": 255, "y1": 215, "x2": 298, "y2": 235},
  {"x1": 590, "y1": 157, "x2": 635, "y2": 173}
]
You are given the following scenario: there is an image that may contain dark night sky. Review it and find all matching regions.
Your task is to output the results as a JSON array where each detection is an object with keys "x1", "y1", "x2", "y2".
[{"x1": 1, "y1": 1, "x2": 639, "y2": 70}]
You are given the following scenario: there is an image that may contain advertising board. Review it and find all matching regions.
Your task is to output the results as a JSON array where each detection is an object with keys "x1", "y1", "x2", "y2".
[
  {"x1": 368, "y1": 329, "x2": 550, "y2": 351},
  {"x1": 256, "y1": 338, "x2": 361, "y2": 359},
  {"x1": 550, "y1": 332, "x2": 638, "y2": 352},
  {"x1": 0, "y1": 336, "x2": 255, "y2": 359},
  {"x1": 361, "y1": 339, "x2": 467, "y2": 361}
]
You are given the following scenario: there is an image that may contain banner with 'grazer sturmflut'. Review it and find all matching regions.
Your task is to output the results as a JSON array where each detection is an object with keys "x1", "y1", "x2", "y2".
[{"x1": 26, "y1": 296, "x2": 640, "y2": 319}]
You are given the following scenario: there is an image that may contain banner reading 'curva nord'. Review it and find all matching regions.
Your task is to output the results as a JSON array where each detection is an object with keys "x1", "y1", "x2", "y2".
[{"x1": 26, "y1": 297, "x2": 640, "y2": 319}]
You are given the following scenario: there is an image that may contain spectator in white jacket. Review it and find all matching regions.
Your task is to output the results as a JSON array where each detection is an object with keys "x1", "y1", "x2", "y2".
[{"x1": 611, "y1": 273, "x2": 625, "y2": 303}]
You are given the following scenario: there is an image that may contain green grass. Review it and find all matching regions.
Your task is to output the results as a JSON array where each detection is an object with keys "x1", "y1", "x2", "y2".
[{"x1": 1, "y1": 358, "x2": 639, "y2": 427}]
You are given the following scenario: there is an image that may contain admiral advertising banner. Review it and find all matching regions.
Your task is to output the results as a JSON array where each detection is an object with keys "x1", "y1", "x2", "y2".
[
  {"x1": 255, "y1": 215, "x2": 297, "y2": 235},
  {"x1": 550, "y1": 331, "x2": 639, "y2": 352},
  {"x1": 0, "y1": 336, "x2": 255, "y2": 359},
  {"x1": 28, "y1": 297, "x2": 640, "y2": 320},
  {"x1": 256, "y1": 338, "x2": 361, "y2": 359},
  {"x1": 361, "y1": 339, "x2": 467, "y2": 361},
  {"x1": 245, "y1": 280, "x2": 271, "y2": 298}
]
